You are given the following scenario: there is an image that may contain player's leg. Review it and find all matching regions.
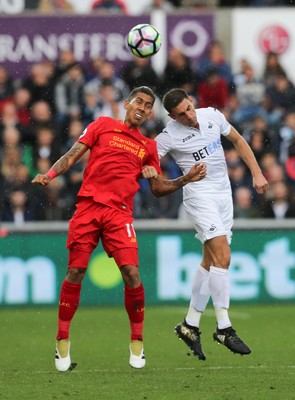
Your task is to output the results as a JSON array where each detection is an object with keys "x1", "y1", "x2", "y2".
[
  {"x1": 55, "y1": 198, "x2": 99, "y2": 372},
  {"x1": 175, "y1": 199, "x2": 211, "y2": 360},
  {"x1": 205, "y1": 236, "x2": 251, "y2": 355},
  {"x1": 112, "y1": 250, "x2": 146, "y2": 369},
  {"x1": 102, "y1": 210, "x2": 145, "y2": 368},
  {"x1": 204, "y1": 235, "x2": 231, "y2": 328}
]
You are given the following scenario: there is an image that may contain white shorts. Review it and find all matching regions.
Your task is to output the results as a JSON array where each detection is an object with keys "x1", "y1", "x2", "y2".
[{"x1": 183, "y1": 194, "x2": 233, "y2": 244}]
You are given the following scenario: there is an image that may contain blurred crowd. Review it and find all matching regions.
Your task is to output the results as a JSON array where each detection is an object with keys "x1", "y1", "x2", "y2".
[
  {"x1": 7, "y1": 0, "x2": 295, "y2": 15},
  {"x1": 2, "y1": 32, "x2": 295, "y2": 224}
]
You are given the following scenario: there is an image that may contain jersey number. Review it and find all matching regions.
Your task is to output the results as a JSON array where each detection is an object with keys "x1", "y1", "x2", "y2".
[{"x1": 125, "y1": 223, "x2": 136, "y2": 238}]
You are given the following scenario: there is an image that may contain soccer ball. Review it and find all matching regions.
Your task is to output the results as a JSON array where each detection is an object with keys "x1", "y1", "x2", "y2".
[{"x1": 127, "y1": 24, "x2": 162, "y2": 58}]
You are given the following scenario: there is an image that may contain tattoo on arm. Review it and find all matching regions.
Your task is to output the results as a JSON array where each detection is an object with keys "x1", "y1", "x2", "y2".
[
  {"x1": 151, "y1": 175, "x2": 188, "y2": 197},
  {"x1": 51, "y1": 142, "x2": 86, "y2": 175}
]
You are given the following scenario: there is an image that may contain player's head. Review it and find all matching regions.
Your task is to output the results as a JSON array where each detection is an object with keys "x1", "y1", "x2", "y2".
[
  {"x1": 124, "y1": 86, "x2": 155, "y2": 128},
  {"x1": 163, "y1": 88, "x2": 197, "y2": 128},
  {"x1": 128, "y1": 86, "x2": 156, "y2": 105}
]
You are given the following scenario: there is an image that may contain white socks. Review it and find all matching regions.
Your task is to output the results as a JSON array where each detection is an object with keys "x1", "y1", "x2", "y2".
[
  {"x1": 186, "y1": 265, "x2": 210, "y2": 327},
  {"x1": 209, "y1": 266, "x2": 231, "y2": 329},
  {"x1": 186, "y1": 265, "x2": 232, "y2": 330}
]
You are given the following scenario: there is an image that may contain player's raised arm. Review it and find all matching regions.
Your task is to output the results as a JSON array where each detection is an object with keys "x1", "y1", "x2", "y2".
[
  {"x1": 31, "y1": 141, "x2": 89, "y2": 186},
  {"x1": 143, "y1": 163, "x2": 206, "y2": 197}
]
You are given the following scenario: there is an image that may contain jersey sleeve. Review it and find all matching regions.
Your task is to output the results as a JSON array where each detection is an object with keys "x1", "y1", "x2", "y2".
[
  {"x1": 211, "y1": 108, "x2": 231, "y2": 137},
  {"x1": 144, "y1": 140, "x2": 162, "y2": 174},
  {"x1": 155, "y1": 130, "x2": 173, "y2": 159},
  {"x1": 77, "y1": 118, "x2": 103, "y2": 148}
]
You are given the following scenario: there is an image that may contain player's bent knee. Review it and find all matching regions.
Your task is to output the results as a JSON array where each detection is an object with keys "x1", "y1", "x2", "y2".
[{"x1": 120, "y1": 264, "x2": 141, "y2": 288}]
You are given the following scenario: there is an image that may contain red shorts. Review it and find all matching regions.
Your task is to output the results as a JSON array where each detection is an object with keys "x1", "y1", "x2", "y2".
[{"x1": 66, "y1": 197, "x2": 138, "y2": 268}]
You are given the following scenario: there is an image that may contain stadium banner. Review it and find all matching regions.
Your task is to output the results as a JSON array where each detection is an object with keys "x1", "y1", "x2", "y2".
[
  {"x1": 232, "y1": 8, "x2": 295, "y2": 83},
  {"x1": 0, "y1": 229, "x2": 295, "y2": 306},
  {"x1": 0, "y1": 13, "x2": 213, "y2": 78}
]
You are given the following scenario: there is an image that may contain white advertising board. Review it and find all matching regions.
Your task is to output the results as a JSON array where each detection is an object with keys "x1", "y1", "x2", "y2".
[{"x1": 232, "y1": 8, "x2": 295, "y2": 83}]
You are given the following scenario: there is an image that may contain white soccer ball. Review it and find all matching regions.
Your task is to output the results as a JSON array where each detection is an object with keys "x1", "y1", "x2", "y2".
[{"x1": 127, "y1": 23, "x2": 162, "y2": 58}]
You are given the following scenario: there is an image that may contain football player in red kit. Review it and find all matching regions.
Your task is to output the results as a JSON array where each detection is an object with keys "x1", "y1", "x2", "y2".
[{"x1": 32, "y1": 86, "x2": 206, "y2": 371}]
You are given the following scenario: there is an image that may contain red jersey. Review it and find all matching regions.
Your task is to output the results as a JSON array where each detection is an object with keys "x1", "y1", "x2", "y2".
[{"x1": 77, "y1": 116, "x2": 162, "y2": 214}]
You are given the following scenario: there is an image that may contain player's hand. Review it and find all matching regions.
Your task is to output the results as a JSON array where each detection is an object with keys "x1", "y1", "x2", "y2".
[
  {"x1": 141, "y1": 165, "x2": 158, "y2": 179},
  {"x1": 253, "y1": 174, "x2": 269, "y2": 194},
  {"x1": 31, "y1": 174, "x2": 51, "y2": 186},
  {"x1": 186, "y1": 163, "x2": 206, "y2": 182}
]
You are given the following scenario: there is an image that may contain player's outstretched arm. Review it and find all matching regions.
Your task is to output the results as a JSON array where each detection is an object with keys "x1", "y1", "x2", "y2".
[
  {"x1": 227, "y1": 127, "x2": 269, "y2": 194},
  {"x1": 145, "y1": 163, "x2": 206, "y2": 197},
  {"x1": 31, "y1": 142, "x2": 89, "y2": 186}
]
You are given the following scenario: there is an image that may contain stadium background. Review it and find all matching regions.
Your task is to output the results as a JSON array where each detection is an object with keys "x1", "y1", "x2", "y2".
[{"x1": 1, "y1": 0, "x2": 295, "y2": 307}]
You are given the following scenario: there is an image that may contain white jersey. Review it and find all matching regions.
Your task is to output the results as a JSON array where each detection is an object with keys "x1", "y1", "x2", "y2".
[{"x1": 156, "y1": 107, "x2": 232, "y2": 200}]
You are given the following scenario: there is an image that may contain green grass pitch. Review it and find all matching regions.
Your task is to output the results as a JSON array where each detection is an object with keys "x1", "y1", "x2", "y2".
[{"x1": 0, "y1": 304, "x2": 295, "y2": 400}]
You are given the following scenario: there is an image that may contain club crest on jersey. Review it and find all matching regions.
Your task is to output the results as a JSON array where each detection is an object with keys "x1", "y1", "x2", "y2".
[
  {"x1": 79, "y1": 127, "x2": 87, "y2": 138},
  {"x1": 208, "y1": 121, "x2": 213, "y2": 129}
]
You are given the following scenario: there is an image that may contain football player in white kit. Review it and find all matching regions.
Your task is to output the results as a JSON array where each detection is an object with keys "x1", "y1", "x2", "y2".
[{"x1": 156, "y1": 88, "x2": 269, "y2": 360}]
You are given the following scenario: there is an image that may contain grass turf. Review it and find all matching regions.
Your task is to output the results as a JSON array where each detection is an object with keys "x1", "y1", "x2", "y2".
[{"x1": 0, "y1": 304, "x2": 295, "y2": 400}]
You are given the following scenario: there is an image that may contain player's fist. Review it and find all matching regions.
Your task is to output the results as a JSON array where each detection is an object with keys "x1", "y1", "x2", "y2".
[
  {"x1": 187, "y1": 163, "x2": 206, "y2": 182},
  {"x1": 31, "y1": 174, "x2": 51, "y2": 186},
  {"x1": 141, "y1": 165, "x2": 158, "y2": 179}
]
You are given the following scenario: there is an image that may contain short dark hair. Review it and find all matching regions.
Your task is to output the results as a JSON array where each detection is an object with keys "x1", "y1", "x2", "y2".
[
  {"x1": 128, "y1": 86, "x2": 156, "y2": 105},
  {"x1": 163, "y1": 88, "x2": 189, "y2": 113}
]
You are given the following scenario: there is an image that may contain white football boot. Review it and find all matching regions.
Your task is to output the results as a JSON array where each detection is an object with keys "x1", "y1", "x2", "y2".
[
  {"x1": 55, "y1": 339, "x2": 71, "y2": 372},
  {"x1": 129, "y1": 340, "x2": 146, "y2": 369}
]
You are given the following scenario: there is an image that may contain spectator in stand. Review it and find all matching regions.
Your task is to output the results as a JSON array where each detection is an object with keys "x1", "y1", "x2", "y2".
[
  {"x1": 0, "y1": 66, "x2": 14, "y2": 114},
  {"x1": 264, "y1": 162, "x2": 286, "y2": 185},
  {"x1": 0, "y1": 189, "x2": 37, "y2": 225},
  {"x1": 22, "y1": 62, "x2": 55, "y2": 110},
  {"x1": 38, "y1": 0, "x2": 75, "y2": 13},
  {"x1": 242, "y1": 115, "x2": 270, "y2": 143},
  {"x1": 197, "y1": 68, "x2": 229, "y2": 110},
  {"x1": 32, "y1": 126, "x2": 61, "y2": 168},
  {"x1": 264, "y1": 72, "x2": 295, "y2": 124},
  {"x1": 276, "y1": 112, "x2": 295, "y2": 165},
  {"x1": 13, "y1": 87, "x2": 31, "y2": 130},
  {"x1": 263, "y1": 51, "x2": 287, "y2": 88},
  {"x1": 85, "y1": 59, "x2": 129, "y2": 102},
  {"x1": 52, "y1": 49, "x2": 77, "y2": 83},
  {"x1": 0, "y1": 125, "x2": 33, "y2": 177},
  {"x1": 54, "y1": 63, "x2": 85, "y2": 125},
  {"x1": 227, "y1": 159, "x2": 253, "y2": 195},
  {"x1": 1, "y1": 147, "x2": 24, "y2": 190},
  {"x1": 95, "y1": 81, "x2": 125, "y2": 120},
  {"x1": 161, "y1": 48, "x2": 196, "y2": 95},
  {"x1": 263, "y1": 180, "x2": 295, "y2": 218},
  {"x1": 26, "y1": 100, "x2": 57, "y2": 144},
  {"x1": 233, "y1": 186, "x2": 263, "y2": 218},
  {"x1": 143, "y1": 0, "x2": 175, "y2": 12},
  {"x1": 0, "y1": 101, "x2": 27, "y2": 143},
  {"x1": 86, "y1": 57, "x2": 106, "y2": 81},
  {"x1": 247, "y1": 128, "x2": 271, "y2": 164},
  {"x1": 198, "y1": 40, "x2": 234, "y2": 91},
  {"x1": 82, "y1": 87, "x2": 101, "y2": 126},
  {"x1": 63, "y1": 118, "x2": 85, "y2": 153},
  {"x1": 231, "y1": 63, "x2": 265, "y2": 128},
  {"x1": 121, "y1": 57, "x2": 161, "y2": 95},
  {"x1": 233, "y1": 58, "x2": 252, "y2": 87},
  {"x1": 91, "y1": 0, "x2": 128, "y2": 13}
]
